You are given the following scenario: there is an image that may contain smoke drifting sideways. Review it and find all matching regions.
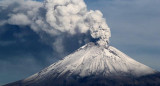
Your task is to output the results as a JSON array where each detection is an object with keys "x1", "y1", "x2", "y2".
[{"x1": 0, "y1": 0, "x2": 111, "y2": 58}]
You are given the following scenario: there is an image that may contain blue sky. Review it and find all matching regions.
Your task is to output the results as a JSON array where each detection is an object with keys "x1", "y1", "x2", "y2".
[{"x1": 0, "y1": 0, "x2": 160, "y2": 85}]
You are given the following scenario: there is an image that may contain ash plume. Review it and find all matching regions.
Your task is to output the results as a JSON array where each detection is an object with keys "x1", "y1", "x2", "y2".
[
  {"x1": 44, "y1": 0, "x2": 111, "y2": 46},
  {"x1": 0, "y1": 0, "x2": 111, "y2": 58}
]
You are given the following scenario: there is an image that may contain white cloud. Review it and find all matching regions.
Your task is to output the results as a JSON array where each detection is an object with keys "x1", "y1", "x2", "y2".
[
  {"x1": 53, "y1": 38, "x2": 64, "y2": 54},
  {"x1": 8, "y1": 13, "x2": 31, "y2": 25}
]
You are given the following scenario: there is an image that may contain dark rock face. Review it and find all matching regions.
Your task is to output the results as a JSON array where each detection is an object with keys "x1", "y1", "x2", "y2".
[{"x1": 4, "y1": 73, "x2": 160, "y2": 86}]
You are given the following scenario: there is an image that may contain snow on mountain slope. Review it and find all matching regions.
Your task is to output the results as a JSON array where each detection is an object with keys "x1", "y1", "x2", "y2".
[{"x1": 24, "y1": 42, "x2": 156, "y2": 82}]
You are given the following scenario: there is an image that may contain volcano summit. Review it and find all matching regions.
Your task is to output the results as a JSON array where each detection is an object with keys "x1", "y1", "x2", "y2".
[{"x1": 5, "y1": 42, "x2": 160, "y2": 86}]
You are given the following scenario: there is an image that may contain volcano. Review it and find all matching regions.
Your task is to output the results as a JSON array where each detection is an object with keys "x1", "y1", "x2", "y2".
[
  {"x1": 4, "y1": 42, "x2": 160, "y2": 86},
  {"x1": 3, "y1": 0, "x2": 160, "y2": 85}
]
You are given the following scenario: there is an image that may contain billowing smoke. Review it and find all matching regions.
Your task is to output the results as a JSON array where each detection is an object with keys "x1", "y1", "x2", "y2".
[
  {"x1": 0, "y1": 0, "x2": 111, "y2": 59},
  {"x1": 43, "y1": 0, "x2": 111, "y2": 46}
]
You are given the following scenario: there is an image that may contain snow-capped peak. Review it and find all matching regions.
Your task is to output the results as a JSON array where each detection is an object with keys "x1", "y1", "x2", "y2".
[{"x1": 24, "y1": 42, "x2": 156, "y2": 82}]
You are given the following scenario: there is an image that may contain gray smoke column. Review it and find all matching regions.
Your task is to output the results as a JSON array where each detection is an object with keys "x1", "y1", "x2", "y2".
[
  {"x1": 0, "y1": 0, "x2": 111, "y2": 57},
  {"x1": 44, "y1": 0, "x2": 111, "y2": 46}
]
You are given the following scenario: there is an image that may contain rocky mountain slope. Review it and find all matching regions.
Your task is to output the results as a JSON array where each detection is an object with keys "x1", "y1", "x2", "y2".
[{"x1": 4, "y1": 42, "x2": 160, "y2": 86}]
